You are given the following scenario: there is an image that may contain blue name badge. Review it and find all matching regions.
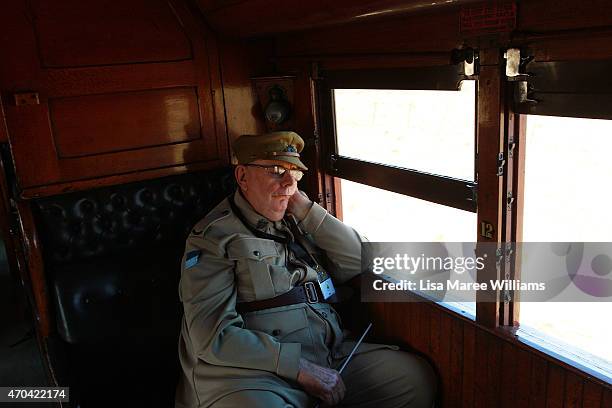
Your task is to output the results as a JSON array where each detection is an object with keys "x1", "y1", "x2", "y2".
[
  {"x1": 318, "y1": 278, "x2": 336, "y2": 300},
  {"x1": 185, "y1": 250, "x2": 201, "y2": 269}
]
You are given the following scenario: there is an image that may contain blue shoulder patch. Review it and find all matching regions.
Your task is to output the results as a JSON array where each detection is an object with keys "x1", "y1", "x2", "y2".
[{"x1": 185, "y1": 250, "x2": 201, "y2": 269}]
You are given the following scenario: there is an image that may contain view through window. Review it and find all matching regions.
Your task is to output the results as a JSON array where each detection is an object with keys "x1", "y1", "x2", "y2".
[
  {"x1": 334, "y1": 81, "x2": 476, "y2": 180},
  {"x1": 520, "y1": 114, "x2": 612, "y2": 379},
  {"x1": 334, "y1": 82, "x2": 477, "y2": 315}
]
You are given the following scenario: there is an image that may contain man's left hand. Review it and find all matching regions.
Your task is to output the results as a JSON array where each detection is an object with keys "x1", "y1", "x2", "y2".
[{"x1": 287, "y1": 190, "x2": 313, "y2": 221}]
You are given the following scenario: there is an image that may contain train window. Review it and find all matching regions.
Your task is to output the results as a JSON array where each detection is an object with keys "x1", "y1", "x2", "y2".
[
  {"x1": 318, "y1": 67, "x2": 478, "y2": 317},
  {"x1": 339, "y1": 180, "x2": 476, "y2": 242},
  {"x1": 518, "y1": 114, "x2": 612, "y2": 380},
  {"x1": 339, "y1": 179, "x2": 477, "y2": 315},
  {"x1": 334, "y1": 81, "x2": 476, "y2": 181}
]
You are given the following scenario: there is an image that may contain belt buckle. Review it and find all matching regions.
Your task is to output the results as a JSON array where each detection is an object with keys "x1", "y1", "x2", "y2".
[{"x1": 304, "y1": 282, "x2": 319, "y2": 303}]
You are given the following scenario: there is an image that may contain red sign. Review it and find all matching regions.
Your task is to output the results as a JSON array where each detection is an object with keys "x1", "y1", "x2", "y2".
[{"x1": 461, "y1": 2, "x2": 517, "y2": 36}]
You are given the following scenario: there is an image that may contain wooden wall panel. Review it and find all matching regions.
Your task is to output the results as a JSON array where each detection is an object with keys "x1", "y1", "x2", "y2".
[
  {"x1": 448, "y1": 318, "x2": 463, "y2": 408},
  {"x1": 565, "y1": 372, "x2": 584, "y2": 408},
  {"x1": 0, "y1": 98, "x2": 8, "y2": 143},
  {"x1": 429, "y1": 307, "x2": 441, "y2": 360},
  {"x1": 603, "y1": 389, "x2": 611, "y2": 408},
  {"x1": 527, "y1": 32, "x2": 612, "y2": 63},
  {"x1": 438, "y1": 312, "x2": 452, "y2": 405},
  {"x1": 275, "y1": 9, "x2": 461, "y2": 57},
  {"x1": 461, "y1": 323, "x2": 476, "y2": 408},
  {"x1": 49, "y1": 87, "x2": 200, "y2": 157},
  {"x1": 485, "y1": 332, "x2": 502, "y2": 408},
  {"x1": 518, "y1": 0, "x2": 612, "y2": 33},
  {"x1": 546, "y1": 365, "x2": 566, "y2": 408},
  {"x1": 515, "y1": 348, "x2": 533, "y2": 408},
  {"x1": 417, "y1": 302, "x2": 431, "y2": 354},
  {"x1": 197, "y1": 0, "x2": 475, "y2": 38},
  {"x1": 0, "y1": 0, "x2": 228, "y2": 196},
  {"x1": 473, "y1": 329, "x2": 489, "y2": 408},
  {"x1": 583, "y1": 381, "x2": 603, "y2": 408},
  {"x1": 500, "y1": 341, "x2": 518, "y2": 408},
  {"x1": 363, "y1": 302, "x2": 611, "y2": 408},
  {"x1": 218, "y1": 39, "x2": 270, "y2": 148},
  {"x1": 530, "y1": 356, "x2": 549, "y2": 407},
  {"x1": 31, "y1": 0, "x2": 192, "y2": 68}
]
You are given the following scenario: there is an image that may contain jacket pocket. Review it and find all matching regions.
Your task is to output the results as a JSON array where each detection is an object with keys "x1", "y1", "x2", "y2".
[
  {"x1": 228, "y1": 238, "x2": 280, "y2": 300},
  {"x1": 243, "y1": 306, "x2": 313, "y2": 346},
  {"x1": 227, "y1": 237, "x2": 279, "y2": 261}
]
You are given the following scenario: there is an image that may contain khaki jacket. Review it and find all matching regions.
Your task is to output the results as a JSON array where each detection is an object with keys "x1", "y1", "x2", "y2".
[{"x1": 175, "y1": 191, "x2": 379, "y2": 408}]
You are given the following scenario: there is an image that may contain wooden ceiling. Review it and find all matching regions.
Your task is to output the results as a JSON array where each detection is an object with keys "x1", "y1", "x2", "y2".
[{"x1": 195, "y1": 0, "x2": 479, "y2": 38}]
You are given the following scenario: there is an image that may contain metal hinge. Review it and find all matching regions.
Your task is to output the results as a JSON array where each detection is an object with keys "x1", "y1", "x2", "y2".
[
  {"x1": 495, "y1": 244, "x2": 514, "y2": 303},
  {"x1": 506, "y1": 191, "x2": 515, "y2": 211},
  {"x1": 496, "y1": 152, "x2": 505, "y2": 176},
  {"x1": 507, "y1": 137, "x2": 516, "y2": 159}
]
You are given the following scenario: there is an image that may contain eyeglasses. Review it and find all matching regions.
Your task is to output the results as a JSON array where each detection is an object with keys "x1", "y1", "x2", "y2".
[{"x1": 245, "y1": 164, "x2": 304, "y2": 181}]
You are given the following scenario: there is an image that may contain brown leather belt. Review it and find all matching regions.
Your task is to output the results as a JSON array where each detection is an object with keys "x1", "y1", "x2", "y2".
[{"x1": 236, "y1": 282, "x2": 324, "y2": 314}]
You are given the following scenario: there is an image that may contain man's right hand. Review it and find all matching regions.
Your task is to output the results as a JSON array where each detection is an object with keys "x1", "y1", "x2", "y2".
[{"x1": 297, "y1": 358, "x2": 346, "y2": 406}]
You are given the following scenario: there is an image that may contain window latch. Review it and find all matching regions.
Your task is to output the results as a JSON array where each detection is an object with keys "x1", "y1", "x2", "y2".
[
  {"x1": 466, "y1": 183, "x2": 477, "y2": 203},
  {"x1": 329, "y1": 154, "x2": 338, "y2": 173},
  {"x1": 451, "y1": 47, "x2": 479, "y2": 77},
  {"x1": 504, "y1": 48, "x2": 538, "y2": 105}
]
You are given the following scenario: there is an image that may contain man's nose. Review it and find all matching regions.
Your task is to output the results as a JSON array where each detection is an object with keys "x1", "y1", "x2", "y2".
[{"x1": 280, "y1": 171, "x2": 296, "y2": 186}]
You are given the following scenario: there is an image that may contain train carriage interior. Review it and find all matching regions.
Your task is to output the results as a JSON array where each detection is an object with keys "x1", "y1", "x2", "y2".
[{"x1": 0, "y1": 0, "x2": 611, "y2": 407}]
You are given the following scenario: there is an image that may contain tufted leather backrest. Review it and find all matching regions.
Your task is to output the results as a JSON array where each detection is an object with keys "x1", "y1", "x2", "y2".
[
  {"x1": 34, "y1": 168, "x2": 235, "y2": 266},
  {"x1": 32, "y1": 168, "x2": 236, "y2": 345}
]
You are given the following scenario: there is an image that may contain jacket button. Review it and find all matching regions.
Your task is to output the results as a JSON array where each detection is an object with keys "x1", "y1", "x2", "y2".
[
  {"x1": 272, "y1": 329, "x2": 281, "y2": 336},
  {"x1": 321, "y1": 312, "x2": 328, "y2": 318},
  {"x1": 253, "y1": 250, "x2": 261, "y2": 257}
]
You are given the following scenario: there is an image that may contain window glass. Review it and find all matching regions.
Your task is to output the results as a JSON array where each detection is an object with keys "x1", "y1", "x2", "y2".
[
  {"x1": 520, "y1": 114, "x2": 612, "y2": 375},
  {"x1": 340, "y1": 179, "x2": 477, "y2": 242},
  {"x1": 334, "y1": 81, "x2": 476, "y2": 181},
  {"x1": 340, "y1": 179, "x2": 477, "y2": 316}
]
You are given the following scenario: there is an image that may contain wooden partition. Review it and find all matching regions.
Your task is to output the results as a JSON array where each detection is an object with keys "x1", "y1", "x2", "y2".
[
  {"x1": 0, "y1": 0, "x2": 229, "y2": 198},
  {"x1": 365, "y1": 302, "x2": 611, "y2": 408}
]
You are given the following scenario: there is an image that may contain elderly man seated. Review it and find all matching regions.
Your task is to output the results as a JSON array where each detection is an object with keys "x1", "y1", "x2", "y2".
[{"x1": 175, "y1": 131, "x2": 436, "y2": 408}]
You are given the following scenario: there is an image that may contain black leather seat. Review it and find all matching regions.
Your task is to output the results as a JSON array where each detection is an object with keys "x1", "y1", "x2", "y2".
[{"x1": 32, "y1": 168, "x2": 235, "y2": 407}]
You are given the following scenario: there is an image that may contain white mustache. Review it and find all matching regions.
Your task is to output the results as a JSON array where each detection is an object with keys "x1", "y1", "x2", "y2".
[{"x1": 272, "y1": 191, "x2": 294, "y2": 197}]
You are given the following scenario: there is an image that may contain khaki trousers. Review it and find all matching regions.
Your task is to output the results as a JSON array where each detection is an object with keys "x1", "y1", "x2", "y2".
[{"x1": 211, "y1": 349, "x2": 437, "y2": 408}]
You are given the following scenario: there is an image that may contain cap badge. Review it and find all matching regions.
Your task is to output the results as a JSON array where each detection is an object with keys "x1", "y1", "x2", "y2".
[{"x1": 285, "y1": 145, "x2": 297, "y2": 153}]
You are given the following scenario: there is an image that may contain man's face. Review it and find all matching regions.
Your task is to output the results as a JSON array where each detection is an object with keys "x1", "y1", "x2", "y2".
[{"x1": 236, "y1": 159, "x2": 300, "y2": 221}]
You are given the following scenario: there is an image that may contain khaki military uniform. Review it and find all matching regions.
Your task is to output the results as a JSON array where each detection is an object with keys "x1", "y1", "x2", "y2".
[{"x1": 175, "y1": 191, "x2": 436, "y2": 408}]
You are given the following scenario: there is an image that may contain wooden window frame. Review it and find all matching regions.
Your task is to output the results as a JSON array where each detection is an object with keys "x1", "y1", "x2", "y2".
[
  {"x1": 315, "y1": 63, "x2": 497, "y2": 321},
  {"x1": 317, "y1": 65, "x2": 478, "y2": 215}
]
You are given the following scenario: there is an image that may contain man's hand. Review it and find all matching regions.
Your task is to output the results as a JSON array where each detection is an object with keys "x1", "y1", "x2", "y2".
[
  {"x1": 287, "y1": 190, "x2": 313, "y2": 221},
  {"x1": 297, "y1": 358, "x2": 345, "y2": 406}
]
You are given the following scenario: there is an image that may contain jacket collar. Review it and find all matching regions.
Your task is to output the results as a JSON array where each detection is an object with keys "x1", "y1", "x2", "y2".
[{"x1": 234, "y1": 190, "x2": 270, "y2": 231}]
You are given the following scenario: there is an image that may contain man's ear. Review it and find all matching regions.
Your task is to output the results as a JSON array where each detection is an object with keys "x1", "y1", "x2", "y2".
[{"x1": 235, "y1": 165, "x2": 248, "y2": 191}]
